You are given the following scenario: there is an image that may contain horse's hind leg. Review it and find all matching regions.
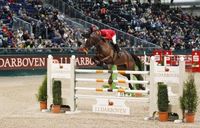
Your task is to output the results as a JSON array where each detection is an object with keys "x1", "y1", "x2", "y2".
[
  {"x1": 127, "y1": 74, "x2": 145, "y2": 90},
  {"x1": 124, "y1": 74, "x2": 134, "y2": 90},
  {"x1": 92, "y1": 56, "x2": 103, "y2": 66},
  {"x1": 108, "y1": 74, "x2": 113, "y2": 89},
  {"x1": 134, "y1": 74, "x2": 145, "y2": 90}
]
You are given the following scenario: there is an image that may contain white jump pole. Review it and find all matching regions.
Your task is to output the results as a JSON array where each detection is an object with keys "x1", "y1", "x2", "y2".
[
  {"x1": 75, "y1": 69, "x2": 149, "y2": 75},
  {"x1": 76, "y1": 78, "x2": 149, "y2": 84},
  {"x1": 47, "y1": 55, "x2": 53, "y2": 110},
  {"x1": 76, "y1": 94, "x2": 149, "y2": 102},
  {"x1": 75, "y1": 87, "x2": 149, "y2": 94},
  {"x1": 68, "y1": 55, "x2": 76, "y2": 111},
  {"x1": 144, "y1": 51, "x2": 147, "y2": 71}
]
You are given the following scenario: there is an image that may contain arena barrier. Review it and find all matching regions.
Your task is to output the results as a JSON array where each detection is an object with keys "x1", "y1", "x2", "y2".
[{"x1": 47, "y1": 55, "x2": 185, "y2": 118}]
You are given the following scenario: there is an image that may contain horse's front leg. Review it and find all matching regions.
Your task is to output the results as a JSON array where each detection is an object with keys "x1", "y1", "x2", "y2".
[
  {"x1": 92, "y1": 56, "x2": 103, "y2": 66},
  {"x1": 101, "y1": 55, "x2": 113, "y2": 63}
]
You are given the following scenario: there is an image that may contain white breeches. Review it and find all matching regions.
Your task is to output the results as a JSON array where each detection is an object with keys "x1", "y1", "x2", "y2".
[{"x1": 112, "y1": 34, "x2": 117, "y2": 44}]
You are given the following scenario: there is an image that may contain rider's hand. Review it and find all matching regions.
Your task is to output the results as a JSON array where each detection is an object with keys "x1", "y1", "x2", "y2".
[
  {"x1": 78, "y1": 47, "x2": 84, "y2": 52},
  {"x1": 78, "y1": 48, "x2": 88, "y2": 55}
]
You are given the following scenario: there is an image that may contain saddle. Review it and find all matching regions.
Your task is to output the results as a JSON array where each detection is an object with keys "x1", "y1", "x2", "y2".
[{"x1": 105, "y1": 40, "x2": 120, "y2": 53}]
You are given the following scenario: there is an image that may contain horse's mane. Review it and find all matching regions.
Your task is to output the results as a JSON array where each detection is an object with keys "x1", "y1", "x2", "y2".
[
  {"x1": 89, "y1": 33, "x2": 112, "y2": 50},
  {"x1": 89, "y1": 32, "x2": 102, "y2": 45}
]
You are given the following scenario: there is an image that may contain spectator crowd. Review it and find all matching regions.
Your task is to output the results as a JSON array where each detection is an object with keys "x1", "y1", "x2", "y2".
[
  {"x1": 74, "y1": 0, "x2": 200, "y2": 50},
  {"x1": 0, "y1": 0, "x2": 84, "y2": 51},
  {"x1": 0, "y1": 0, "x2": 200, "y2": 52}
]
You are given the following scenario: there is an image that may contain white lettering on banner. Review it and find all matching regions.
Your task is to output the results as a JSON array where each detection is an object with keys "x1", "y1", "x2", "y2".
[
  {"x1": 59, "y1": 57, "x2": 68, "y2": 63},
  {"x1": 155, "y1": 55, "x2": 160, "y2": 61},
  {"x1": 34, "y1": 58, "x2": 45, "y2": 67},
  {"x1": 193, "y1": 55, "x2": 199, "y2": 62},
  {"x1": 0, "y1": 57, "x2": 46, "y2": 68},
  {"x1": 5, "y1": 58, "x2": 11, "y2": 67},
  {"x1": 11, "y1": 58, "x2": 17, "y2": 67},
  {"x1": 23, "y1": 58, "x2": 28, "y2": 66},
  {"x1": 80, "y1": 57, "x2": 85, "y2": 65},
  {"x1": 29, "y1": 58, "x2": 34, "y2": 67},
  {"x1": 0, "y1": 56, "x2": 96, "y2": 69},
  {"x1": 17, "y1": 58, "x2": 22, "y2": 67},
  {"x1": 76, "y1": 57, "x2": 95, "y2": 66},
  {"x1": 85, "y1": 57, "x2": 91, "y2": 65},
  {"x1": 0, "y1": 58, "x2": 4, "y2": 67}
]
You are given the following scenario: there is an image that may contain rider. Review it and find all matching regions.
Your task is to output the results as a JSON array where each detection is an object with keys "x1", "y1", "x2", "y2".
[{"x1": 89, "y1": 25, "x2": 121, "y2": 54}]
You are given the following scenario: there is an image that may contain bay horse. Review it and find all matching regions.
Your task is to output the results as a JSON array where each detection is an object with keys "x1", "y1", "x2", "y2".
[{"x1": 81, "y1": 32, "x2": 145, "y2": 90}]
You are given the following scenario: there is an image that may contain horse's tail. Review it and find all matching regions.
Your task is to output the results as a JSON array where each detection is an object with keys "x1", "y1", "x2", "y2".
[
  {"x1": 131, "y1": 53, "x2": 145, "y2": 90},
  {"x1": 131, "y1": 54, "x2": 142, "y2": 71}
]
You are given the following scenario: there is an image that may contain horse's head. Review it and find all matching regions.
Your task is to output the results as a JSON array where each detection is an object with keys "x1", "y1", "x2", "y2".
[{"x1": 81, "y1": 32, "x2": 102, "y2": 54}]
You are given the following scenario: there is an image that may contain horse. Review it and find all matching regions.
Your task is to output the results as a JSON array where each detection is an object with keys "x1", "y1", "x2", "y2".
[{"x1": 80, "y1": 32, "x2": 145, "y2": 90}]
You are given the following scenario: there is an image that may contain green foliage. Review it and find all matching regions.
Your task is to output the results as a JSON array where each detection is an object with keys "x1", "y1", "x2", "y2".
[
  {"x1": 157, "y1": 82, "x2": 169, "y2": 112},
  {"x1": 36, "y1": 75, "x2": 47, "y2": 101},
  {"x1": 160, "y1": 56, "x2": 164, "y2": 66},
  {"x1": 180, "y1": 75, "x2": 199, "y2": 113},
  {"x1": 102, "y1": 84, "x2": 110, "y2": 88},
  {"x1": 53, "y1": 80, "x2": 62, "y2": 105}
]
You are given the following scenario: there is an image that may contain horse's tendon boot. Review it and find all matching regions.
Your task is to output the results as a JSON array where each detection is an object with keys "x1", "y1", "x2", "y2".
[{"x1": 112, "y1": 44, "x2": 120, "y2": 57}]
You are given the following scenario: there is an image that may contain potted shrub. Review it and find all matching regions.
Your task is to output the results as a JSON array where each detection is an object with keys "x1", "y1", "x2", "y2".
[
  {"x1": 52, "y1": 80, "x2": 62, "y2": 113},
  {"x1": 36, "y1": 75, "x2": 47, "y2": 110},
  {"x1": 180, "y1": 75, "x2": 199, "y2": 123},
  {"x1": 157, "y1": 82, "x2": 169, "y2": 121},
  {"x1": 179, "y1": 94, "x2": 186, "y2": 122}
]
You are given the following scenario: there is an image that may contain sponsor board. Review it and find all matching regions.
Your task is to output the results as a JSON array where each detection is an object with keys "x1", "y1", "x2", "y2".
[
  {"x1": 0, "y1": 54, "x2": 198, "y2": 72},
  {"x1": 0, "y1": 55, "x2": 95, "y2": 70},
  {"x1": 92, "y1": 98, "x2": 130, "y2": 115}
]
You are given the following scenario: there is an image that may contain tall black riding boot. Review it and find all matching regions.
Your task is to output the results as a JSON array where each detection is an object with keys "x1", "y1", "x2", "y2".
[{"x1": 114, "y1": 44, "x2": 120, "y2": 53}]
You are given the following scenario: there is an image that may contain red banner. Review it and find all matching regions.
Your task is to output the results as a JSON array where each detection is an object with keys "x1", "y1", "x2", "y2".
[
  {"x1": 163, "y1": 50, "x2": 172, "y2": 65},
  {"x1": 192, "y1": 51, "x2": 200, "y2": 72},
  {"x1": 153, "y1": 50, "x2": 162, "y2": 63}
]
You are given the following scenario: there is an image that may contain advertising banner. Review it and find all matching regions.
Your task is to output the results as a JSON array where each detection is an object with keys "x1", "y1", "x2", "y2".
[
  {"x1": 192, "y1": 51, "x2": 200, "y2": 72},
  {"x1": 152, "y1": 50, "x2": 162, "y2": 64},
  {"x1": 0, "y1": 55, "x2": 95, "y2": 70}
]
